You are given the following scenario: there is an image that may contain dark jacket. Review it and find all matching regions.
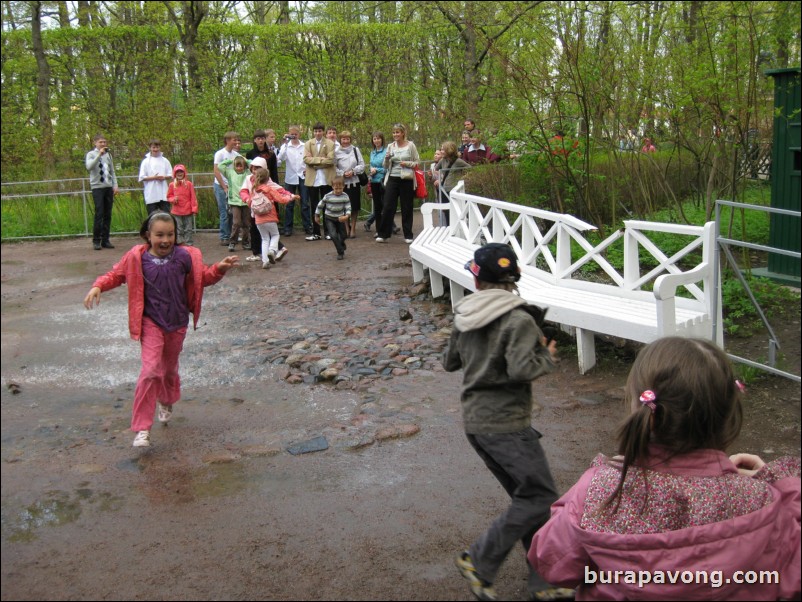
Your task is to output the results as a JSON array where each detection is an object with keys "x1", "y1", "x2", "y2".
[{"x1": 443, "y1": 289, "x2": 553, "y2": 434}]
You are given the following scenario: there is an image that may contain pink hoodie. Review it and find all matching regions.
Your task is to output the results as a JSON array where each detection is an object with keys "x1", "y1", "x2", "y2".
[
  {"x1": 166, "y1": 164, "x2": 198, "y2": 216},
  {"x1": 529, "y1": 447, "x2": 801, "y2": 600}
]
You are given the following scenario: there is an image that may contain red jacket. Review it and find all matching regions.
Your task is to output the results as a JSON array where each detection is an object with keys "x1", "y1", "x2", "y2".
[{"x1": 91, "y1": 244, "x2": 225, "y2": 340}]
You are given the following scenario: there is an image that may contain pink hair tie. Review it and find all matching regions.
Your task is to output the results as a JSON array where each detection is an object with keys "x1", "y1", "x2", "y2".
[
  {"x1": 735, "y1": 380, "x2": 746, "y2": 393},
  {"x1": 639, "y1": 390, "x2": 657, "y2": 412}
]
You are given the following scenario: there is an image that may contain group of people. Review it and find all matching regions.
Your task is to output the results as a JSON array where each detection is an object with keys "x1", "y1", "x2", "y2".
[{"x1": 84, "y1": 118, "x2": 508, "y2": 255}]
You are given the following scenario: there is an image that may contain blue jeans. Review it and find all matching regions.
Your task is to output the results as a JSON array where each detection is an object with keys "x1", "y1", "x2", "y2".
[
  {"x1": 214, "y1": 182, "x2": 231, "y2": 242},
  {"x1": 283, "y1": 181, "x2": 309, "y2": 234}
]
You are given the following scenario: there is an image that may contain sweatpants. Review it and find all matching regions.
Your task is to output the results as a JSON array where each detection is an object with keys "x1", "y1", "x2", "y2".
[{"x1": 131, "y1": 317, "x2": 186, "y2": 432}]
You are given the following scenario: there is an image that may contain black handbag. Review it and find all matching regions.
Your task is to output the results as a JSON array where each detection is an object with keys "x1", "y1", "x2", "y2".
[{"x1": 353, "y1": 147, "x2": 369, "y2": 186}]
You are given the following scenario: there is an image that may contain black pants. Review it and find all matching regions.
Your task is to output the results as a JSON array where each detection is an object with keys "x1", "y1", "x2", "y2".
[
  {"x1": 146, "y1": 200, "x2": 171, "y2": 215},
  {"x1": 379, "y1": 177, "x2": 413, "y2": 239},
  {"x1": 324, "y1": 216, "x2": 347, "y2": 255},
  {"x1": 92, "y1": 187, "x2": 114, "y2": 244},
  {"x1": 307, "y1": 185, "x2": 332, "y2": 236}
]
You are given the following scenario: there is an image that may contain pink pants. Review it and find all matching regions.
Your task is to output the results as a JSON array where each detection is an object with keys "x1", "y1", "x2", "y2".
[{"x1": 131, "y1": 317, "x2": 187, "y2": 431}]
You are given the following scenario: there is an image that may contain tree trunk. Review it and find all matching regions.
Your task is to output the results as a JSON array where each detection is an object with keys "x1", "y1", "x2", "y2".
[{"x1": 30, "y1": 0, "x2": 54, "y2": 172}]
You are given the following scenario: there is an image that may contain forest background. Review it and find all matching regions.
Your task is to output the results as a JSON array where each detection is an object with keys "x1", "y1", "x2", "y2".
[{"x1": 1, "y1": 0, "x2": 800, "y2": 229}]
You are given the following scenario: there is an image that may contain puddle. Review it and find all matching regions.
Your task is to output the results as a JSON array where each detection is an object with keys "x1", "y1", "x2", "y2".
[{"x1": 2, "y1": 488, "x2": 123, "y2": 542}]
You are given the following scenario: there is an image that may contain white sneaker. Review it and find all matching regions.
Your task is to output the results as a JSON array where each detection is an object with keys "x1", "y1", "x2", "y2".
[
  {"x1": 268, "y1": 250, "x2": 277, "y2": 264},
  {"x1": 157, "y1": 403, "x2": 173, "y2": 424},
  {"x1": 376, "y1": 238, "x2": 387, "y2": 243},
  {"x1": 245, "y1": 255, "x2": 260, "y2": 262},
  {"x1": 405, "y1": 238, "x2": 414, "y2": 244},
  {"x1": 262, "y1": 260, "x2": 270, "y2": 269},
  {"x1": 275, "y1": 247, "x2": 288, "y2": 261},
  {"x1": 133, "y1": 430, "x2": 150, "y2": 447}
]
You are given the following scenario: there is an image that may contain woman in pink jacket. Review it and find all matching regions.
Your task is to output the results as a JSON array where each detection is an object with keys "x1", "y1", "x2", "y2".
[
  {"x1": 84, "y1": 212, "x2": 238, "y2": 448},
  {"x1": 529, "y1": 337, "x2": 801, "y2": 601}
]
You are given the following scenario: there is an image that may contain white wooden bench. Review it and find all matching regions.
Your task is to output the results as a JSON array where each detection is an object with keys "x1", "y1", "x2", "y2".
[{"x1": 410, "y1": 181, "x2": 722, "y2": 373}]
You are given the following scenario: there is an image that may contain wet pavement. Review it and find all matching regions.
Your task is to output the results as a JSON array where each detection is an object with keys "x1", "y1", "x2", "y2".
[{"x1": 2, "y1": 219, "x2": 799, "y2": 601}]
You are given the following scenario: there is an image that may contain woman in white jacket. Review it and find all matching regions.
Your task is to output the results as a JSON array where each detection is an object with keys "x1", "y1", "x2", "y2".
[{"x1": 334, "y1": 131, "x2": 366, "y2": 239}]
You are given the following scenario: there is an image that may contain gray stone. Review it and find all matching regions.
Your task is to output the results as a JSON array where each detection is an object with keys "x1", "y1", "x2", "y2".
[{"x1": 286, "y1": 436, "x2": 329, "y2": 455}]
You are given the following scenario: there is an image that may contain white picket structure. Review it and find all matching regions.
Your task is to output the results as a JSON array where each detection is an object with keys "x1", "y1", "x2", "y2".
[{"x1": 410, "y1": 181, "x2": 721, "y2": 373}]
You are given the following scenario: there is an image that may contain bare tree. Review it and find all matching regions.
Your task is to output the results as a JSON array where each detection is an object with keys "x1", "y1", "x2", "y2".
[{"x1": 30, "y1": 0, "x2": 54, "y2": 169}]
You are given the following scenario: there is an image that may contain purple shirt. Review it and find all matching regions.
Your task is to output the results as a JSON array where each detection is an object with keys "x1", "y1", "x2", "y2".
[{"x1": 142, "y1": 246, "x2": 192, "y2": 332}]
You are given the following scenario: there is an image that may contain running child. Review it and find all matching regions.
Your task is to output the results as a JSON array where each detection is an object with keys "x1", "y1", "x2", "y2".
[
  {"x1": 529, "y1": 336, "x2": 801, "y2": 600},
  {"x1": 315, "y1": 176, "x2": 351, "y2": 260},
  {"x1": 240, "y1": 166, "x2": 298, "y2": 269},
  {"x1": 83, "y1": 212, "x2": 238, "y2": 448}
]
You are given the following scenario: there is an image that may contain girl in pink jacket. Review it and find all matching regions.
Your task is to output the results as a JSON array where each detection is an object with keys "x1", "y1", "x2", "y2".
[
  {"x1": 529, "y1": 337, "x2": 800, "y2": 601},
  {"x1": 240, "y1": 166, "x2": 298, "y2": 270},
  {"x1": 84, "y1": 212, "x2": 238, "y2": 448}
]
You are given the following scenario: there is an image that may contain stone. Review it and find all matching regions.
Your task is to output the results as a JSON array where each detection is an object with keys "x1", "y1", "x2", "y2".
[
  {"x1": 286, "y1": 435, "x2": 329, "y2": 455},
  {"x1": 202, "y1": 451, "x2": 240, "y2": 464}
]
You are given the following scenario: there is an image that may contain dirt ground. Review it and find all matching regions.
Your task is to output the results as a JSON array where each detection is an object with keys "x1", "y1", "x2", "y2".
[{"x1": 1, "y1": 220, "x2": 800, "y2": 601}]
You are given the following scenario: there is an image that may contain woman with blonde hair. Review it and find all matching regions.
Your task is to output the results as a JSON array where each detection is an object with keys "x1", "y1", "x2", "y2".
[{"x1": 377, "y1": 123, "x2": 420, "y2": 243}]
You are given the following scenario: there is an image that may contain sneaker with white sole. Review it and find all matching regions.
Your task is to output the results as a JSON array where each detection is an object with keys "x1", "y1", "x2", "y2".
[
  {"x1": 157, "y1": 403, "x2": 173, "y2": 424},
  {"x1": 245, "y1": 255, "x2": 261, "y2": 262},
  {"x1": 405, "y1": 238, "x2": 414, "y2": 244},
  {"x1": 376, "y1": 237, "x2": 387, "y2": 243},
  {"x1": 531, "y1": 587, "x2": 577, "y2": 601},
  {"x1": 268, "y1": 250, "x2": 277, "y2": 264},
  {"x1": 456, "y1": 551, "x2": 496, "y2": 601},
  {"x1": 275, "y1": 247, "x2": 288, "y2": 261},
  {"x1": 133, "y1": 430, "x2": 151, "y2": 447},
  {"x1": 262, "y1": 260, "x2": 270, "y2": 269}
]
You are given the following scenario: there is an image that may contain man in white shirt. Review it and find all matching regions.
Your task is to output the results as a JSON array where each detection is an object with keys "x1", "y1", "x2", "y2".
[
  {"x1": 213, "y1": 131, "x2": 241, "y2": 246},
  {"x1": 278, "y1": 125, "x2": 308, "y2": 236},
  {"x1": 138, "y1": 140, "x2": 172, "y2": 215}
]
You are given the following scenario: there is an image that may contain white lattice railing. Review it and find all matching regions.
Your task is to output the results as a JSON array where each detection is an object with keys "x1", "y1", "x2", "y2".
[{"x1": 415, "y1": 181, "x2": 719, "y2": 372}]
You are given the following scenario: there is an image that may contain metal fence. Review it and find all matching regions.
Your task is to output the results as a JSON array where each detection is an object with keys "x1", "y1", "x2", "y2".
[
  {"x1": 1, "y1": 160, "x2": 453, "y2": 241},
  {"x1": 1, "y1": 173, "x2": 218, "y2": 241},
  {"x1": 714, "y1": 199, "x2": 801, "y2": 382}
]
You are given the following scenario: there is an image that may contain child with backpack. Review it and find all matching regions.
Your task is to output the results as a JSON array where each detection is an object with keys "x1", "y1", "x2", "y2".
[{"x1": 240, "y1": 166, "x2": 298, "y2": 270}]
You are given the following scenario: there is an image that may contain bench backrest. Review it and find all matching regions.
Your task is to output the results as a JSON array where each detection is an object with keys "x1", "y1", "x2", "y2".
[{"x1": 441, "y1": 180, "x2": 715, "y2": 314}]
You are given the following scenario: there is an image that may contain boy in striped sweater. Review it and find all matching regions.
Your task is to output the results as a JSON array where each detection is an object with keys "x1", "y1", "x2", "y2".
[{"x1": 315, "y1": 176, "x2": 351, "y2": 260}]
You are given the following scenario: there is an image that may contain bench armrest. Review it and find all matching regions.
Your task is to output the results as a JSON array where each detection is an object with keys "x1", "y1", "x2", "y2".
[
  {"x1": 420, "y1": 202, "x2": 451, "y2": 229},
  {"x1": 653, "y1": 263, "x2": 711, "y2": 300}
]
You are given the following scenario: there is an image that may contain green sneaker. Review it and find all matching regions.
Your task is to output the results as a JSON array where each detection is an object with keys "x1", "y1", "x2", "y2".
[{"x1": 455, "y1": 551, "x2": 497, "y2": 601}]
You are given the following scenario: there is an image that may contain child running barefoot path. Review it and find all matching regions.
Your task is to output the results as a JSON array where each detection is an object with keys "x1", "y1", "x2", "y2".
[
  {"x1": 529, "y1": 337, "x2": 801, "y2": 601},
  {"x1": 83, "y1": 212, "x2": 238, "y2": 448}
]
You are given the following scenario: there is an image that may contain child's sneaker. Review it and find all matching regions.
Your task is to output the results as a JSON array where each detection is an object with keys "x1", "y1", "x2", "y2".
[
  {"x1": 275, "y1": 247, "x2": 288, "y2": 261},
  {"x1": 132, "y1": 430, "x2": 150, "y2": 447},
  {"x1": 157, "y1": 403, "x2": 173, "y2": 424},
  {"x1": 262, "y1": 260, "x2": 270, "y2": 269},
  {"x1": 530, "y1": 588, "x2": 576, "y2": 601},
  {"x1": 456, "y1": 551, "x2": 496, "y2": 601},
  {"x1": 228, "y1": 243, "x2": 236, "y2": 251},
  {"x1": 245, "y1": 255, "x2": 260, "y2": 262},
  {"x1": 268, "y1": 250, "x2": 277, "y2": 264}
]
